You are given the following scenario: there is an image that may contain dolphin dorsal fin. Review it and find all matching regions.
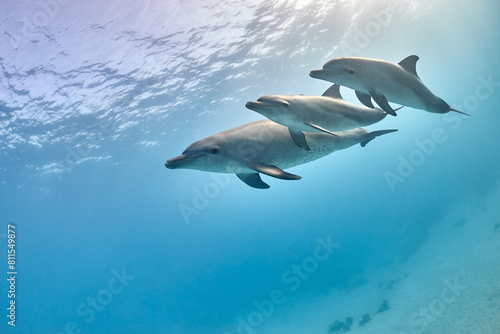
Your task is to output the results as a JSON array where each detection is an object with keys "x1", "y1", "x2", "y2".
[
  {"x1": 398, "y1": 55, "x2": 420, "y2": 79},
  {"x1": 322, "y1": 84, "x2": 343, "y2": 99}
]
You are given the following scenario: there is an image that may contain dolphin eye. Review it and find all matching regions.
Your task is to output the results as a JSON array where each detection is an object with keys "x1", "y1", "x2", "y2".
[
  {"x1": 210, "y1": 147, "x2": 219, "y2": 154},
  {"x1": 343, "y1": 69, "x2": 355, "y2": 75}
]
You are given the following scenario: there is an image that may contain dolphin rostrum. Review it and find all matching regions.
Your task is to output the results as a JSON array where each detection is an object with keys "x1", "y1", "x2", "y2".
[
  {"x1": 165, "y1": 120, "x2": 397, "y2": 189},
  {"x1": 309, "y1": 55, "x2": 470, "y2": 117},
  {"x1": 245, "y1": 84, "x2": 402, "y2": 150}
]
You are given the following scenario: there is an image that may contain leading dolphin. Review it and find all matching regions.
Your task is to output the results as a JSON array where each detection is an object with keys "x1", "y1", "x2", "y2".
[
  {"x1": 309, "y1": 55, "x2": 470, "y2": 116},
  {"x1": 165, "y1": 120, "x2": 397, "y2": 189},
  {"x1": 245, "y1": 84, "x2": 402, "y2": 150}
]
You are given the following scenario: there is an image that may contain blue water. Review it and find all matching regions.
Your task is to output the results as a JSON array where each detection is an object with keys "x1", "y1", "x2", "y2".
[{"x1": 1, "y1": 1, "x2": 500, "y2": 333}]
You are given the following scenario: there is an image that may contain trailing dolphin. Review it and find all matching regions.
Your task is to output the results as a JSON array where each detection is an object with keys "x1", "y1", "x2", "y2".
[
  {"x1": 245, "y1": 84, "x2": 402, "y2": 150},
  {"x1": 165, "y1": 120, "x2": 397, "y2": 189},
  {"x1": 310, "y1": 55, "x2": 470, "y2": 116}
]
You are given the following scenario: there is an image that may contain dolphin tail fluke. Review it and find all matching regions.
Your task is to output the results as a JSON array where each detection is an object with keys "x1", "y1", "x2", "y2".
[
  {"x1": 361, "y1": 129, "x2": 398, "y2": 147},
  {"x1": 450, "y1": 108, "x2": 471, "y2": 116}
]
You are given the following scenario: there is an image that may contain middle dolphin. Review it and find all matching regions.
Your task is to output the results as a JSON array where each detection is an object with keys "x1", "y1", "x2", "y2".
[{"x1": 245, "y1": 84, "x2": 399, "y2": 150}]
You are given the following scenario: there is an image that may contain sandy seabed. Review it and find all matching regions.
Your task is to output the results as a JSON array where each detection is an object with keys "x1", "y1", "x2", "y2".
[{"x1": 262, "y1": 184, "x2": 500, "y2": 334}]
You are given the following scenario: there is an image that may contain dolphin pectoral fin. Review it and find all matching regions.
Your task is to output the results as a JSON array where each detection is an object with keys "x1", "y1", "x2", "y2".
[
  {"x1": 360, "y1": 129, "x2": 398, "y2": 147},
  {"x1": 370, "y1": 91, "x2": 398, "y2": 116},
  {"x1": 288, "y1": 128, "x2": 310, "y2": 150},
  {"x1": 322, "y1": 84, "x2": 343, "y2": 99},
  {"x1": 236, "y1": 173, "x2": 270, "y2": 189},
  {"x1": 450, "y1": 108, "x2": 471, "y2": 116},
  {"x1": 251, "y1": 163, "x2": 302, "y2": 181},
  {"x1": 355, "y1": 91, "x2": 375, "y2": 108},
  {"x1": 304, "y1": 122, "x2": 338, "y2": 137}
]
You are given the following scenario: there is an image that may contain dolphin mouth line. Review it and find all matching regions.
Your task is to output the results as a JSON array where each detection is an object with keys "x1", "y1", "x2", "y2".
[
  {"x1": 245, "y1": 101, "x2": 276, "y2": 110},
  {"x1": 309, "y1": 69, "x2": 339, "y2": 79},
  {"x1": 165, "y1": 154, "x2": 193, "y2": 169},
  {"x1": 309, "y1": 69, "x2": 326, "y2": 78},
  {"x1": 165, "y1": 151, "x2": 210, "y2": 169}
]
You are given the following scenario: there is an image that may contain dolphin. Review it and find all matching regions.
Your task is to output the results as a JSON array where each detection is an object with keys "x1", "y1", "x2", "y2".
[
  {"x1": 245, "y1": 84, "x2": 402, "y2": 150},
  {"x1": 309, "y1": 55, "x2": 470, "y2": 116},
  {"x1": 165, "y1": 120, "x2": 397, "y2": 189}
]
